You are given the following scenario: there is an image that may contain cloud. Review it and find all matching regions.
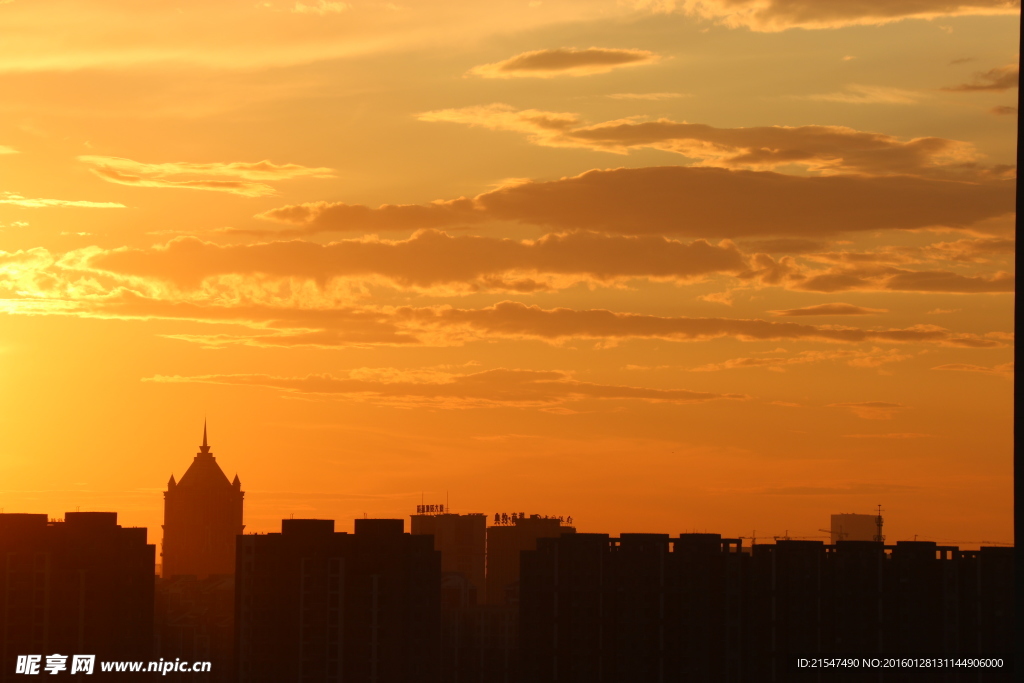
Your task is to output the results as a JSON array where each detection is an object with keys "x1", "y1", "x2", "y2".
[
  {"x1": 828, "y1": 401, "x2": 905, "y2": 419},
  {"x1": 3, "y1": 268, "x2": 1006, "y2": 351},
  {"x1": 394, "y1": 302, "x2": 1000, "y2": 348},
  {"x1": 468, "y1": 48, "x2": 659, "y2": 78},
  {"x1": 80, "y1": 230, "x2": 748, "y2": 292},
  {"x1": 292, "y1": 1, "x2": 350, "y2": 14},
  {"x1": 87, "y1": 167, "x2": 277, "y2": 197},
  {"x1": 991, "y1": 105, "x2": 1018, "y2": 116},
  {"x1": 418, "y1": 104, "x2": 990, "y2": 178},
  {"x1": 607, "y1": 92, "x2": 687, "y2": 100},
  {"x1": 690, "y1": 347, "x2": 914, "y2": 372},
  {"x1": 80, "y1": 156, "x2": 335, "y2": 181},
  {"x1": 257, "y1": 166, "x2": 1015, "y2": 237},
  {"x1": 922, "y1": 237, "x2": 1015, "y2": 262},
  {"x1": 785, "y1": 238, "x2": 1014, "y2": 267},
  {"x1": 79, "y1": 156, "x2": 335, "y2": 198},
  {"x1": 143, "y1": 367, "x2": 747, "y2": 409},
  {"x1": 942, "y1": 65, "x2": 1019, "y2": 92},
  {"x1": 842, "y1": 433, "x2": 935, "y2": 439},
  {"x1": 792, "y1": 266, "x2": 1014, "y2": 294},
  {"x1": 0, "y1": 145, "x2": 18, "y2": 154},
  {"x1": 636, "y1": 0, "x2": 1021, "y2": 32},
  {"x1": 0, "y1": 192, "x2": 125, "y2": 209},
  {"x1": 805, "y1": 84, "x2": 923, "y2": 104},
  {"x1": 770, "y1": 303, "x2": 888, "y2": 316},
  {"x1": 721, "y1": 251, "x2": 1014, "y2": 297},
  {"x1": 932, "y1": 362, "x2": 1013, "y2": 376},
  {"x1": 737, "y1": 238, "x2": 826, "y2": 254}
]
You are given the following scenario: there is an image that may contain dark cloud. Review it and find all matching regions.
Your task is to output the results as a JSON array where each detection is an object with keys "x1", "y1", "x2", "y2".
[
  {"x1": 257, "y1": 167, "x2": 1016, "y2": 238},
  {"x1": 795, "y1": 267, "x2": 1014, "y2": 294},
  {"x1": 2, "y1": 287, "x2": 1008, "y2": 351},
  {"x1": 991, "y1": 105, "x2": 1018, "y2": 116},
  {"x1": 420, "y1": 105, "x2": 994, "y2": 179},
  {"x1": 770, "y1": 303, "x2": 888, "y2": 316},
  {"x1": 942, "y1": 65, "x2": 1019, "y2": 92},
  {"x1": 469, "y1": 48, "x2": 659, "y2": 78},
  {"x1": 922, "y1": 238, "x2": 1015, "y2": 262},
  {"x1": 83, "y1": 230, "x2": 747, "y2": 290}
]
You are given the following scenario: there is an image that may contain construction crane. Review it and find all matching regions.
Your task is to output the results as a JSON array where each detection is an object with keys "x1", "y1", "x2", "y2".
[
  {"x1": 820, "y1": 528, "x2": 848, "y2": 542},
  {"x1": 737, "y1": 530, "x2": 758, "y2": 546}
]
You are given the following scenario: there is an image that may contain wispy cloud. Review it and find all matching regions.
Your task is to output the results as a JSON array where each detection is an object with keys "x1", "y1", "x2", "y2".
[
  {"x1": 78, "y1": 156, "x2": 335, "y2": 198},
  {"x1": 0, "y1": 192, "x2": 125, "y2": 209},
  {"x1": 931, "y1": 362, "x2": 1013, "y2": 376},
  {"x1": 634, "y1": 0, "x2": 1021, "y2": 32},
  {"x1": 828, "y1": 401, "x2": 905, "y2": 420},
  {"x1": 691, "y1": 348, "x2": 913, "y2": 372},
  {"x1": 942, "y1": 64, "x2": 1019, "y2": 92},
  {"x1": 292, "y1": 1, "x2": 350, "y2": 14},
  {"x1": 144, "y1": 368, "x2": 748, "y2": 410},
  {"x1": 418, "y1": 104, "x2": 992, "y2": 178},
  {"x1": 770, "y1": 303, "x2": 888, "y2": 317},
  {"x1": 607, "y1": 92, "x2": 686, "y2": 100},
  {"x1": 842, "y1": 433, "x2": 935, "y2": 439},
  {"x1": 469, "y1": 48, "x2": 659, "y2": 78},
  {"x1": 805, "y1": 84, "x2": 922, "y2": 104}
]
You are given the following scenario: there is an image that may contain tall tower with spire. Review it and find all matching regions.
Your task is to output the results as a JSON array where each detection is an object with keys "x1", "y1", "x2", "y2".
[{"x1": 162, "y1": 422, "x2": 244, "y2": 578}]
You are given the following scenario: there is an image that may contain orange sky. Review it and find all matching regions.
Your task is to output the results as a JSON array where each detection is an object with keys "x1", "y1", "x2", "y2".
[{"x1": 0, "y1": 0, "x2": 1017, "y2": 548}]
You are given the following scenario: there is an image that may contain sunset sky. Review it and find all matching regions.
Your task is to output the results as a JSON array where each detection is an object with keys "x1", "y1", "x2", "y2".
[{"x1": 0, "y1": 0, "x2": 1017, "y2": 548}]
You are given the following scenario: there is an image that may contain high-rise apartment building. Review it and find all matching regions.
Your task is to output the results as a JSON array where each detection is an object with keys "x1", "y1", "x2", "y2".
[
  {"x1": 410, "y1": 508, "x2": 486, "y2": 597},
  {"x1": 0, "y1": 512, "x2": 155, "y2": 680},
  {"x1": 829, "y1": 513, "x2": 879, "y2": 544},
  {"x1": 235, "y1": 518, "x2": 441, "y2": 683},
  {"x1": 485, "y1": 513, "x2": 575, "y2": 605}
]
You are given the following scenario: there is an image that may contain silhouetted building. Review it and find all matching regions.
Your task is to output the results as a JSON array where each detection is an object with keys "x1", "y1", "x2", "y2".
[
  {"x1": 162, "y1": 422, "x2": 244, "y2": 578},
  {"x1": 748, "y1": 540, "x2": 1015, "y2": 682},
  {"x1": 519, "y1": 533, "x2": 745, "y2": 683},
  {"x1": 411, "y1": 509, "x2": 486, "y2": 597},
  {"x1": 437, "y1": 571, "x2": 518, "y2": 683},
  {"x1": 235, "y1": 518, "x2": 441, "y2": 683},
  {"x1": 957, "y1": 546, "x2": 1014, "y2": 656},
  {"x1": 830, "y1": 513, "x2": 878, "y2": 543},
  {"x1": 154, "y1": 574, "x2": 235, "y2": 682},
  {"x1": 515, "y1": 530, "x2": 1013, "y2": 683},
  {"x1": 485, "y1": 514, "x2": 574, "y2": 605},
  {"x1": 0, "y1": 512, "x2": 154, "y2": 681}
]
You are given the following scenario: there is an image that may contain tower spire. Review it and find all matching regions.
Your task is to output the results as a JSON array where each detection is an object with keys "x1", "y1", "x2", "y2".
[{"x1": 200, "y1": 419, "x2": 211, "y2": 454}]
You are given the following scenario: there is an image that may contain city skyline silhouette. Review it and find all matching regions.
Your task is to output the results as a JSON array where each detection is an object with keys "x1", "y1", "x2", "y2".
[
  {"x1": 0, "y1": 2, "x2": 1016, "y2": 678},
  {"x1": 1, "y1": 428, "x2": 1013, "y2": 681}
]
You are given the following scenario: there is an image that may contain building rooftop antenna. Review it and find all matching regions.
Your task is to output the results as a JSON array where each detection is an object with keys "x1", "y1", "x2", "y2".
[{"x1": 873, "y1": 504, "x2": 885, "y2": 543}]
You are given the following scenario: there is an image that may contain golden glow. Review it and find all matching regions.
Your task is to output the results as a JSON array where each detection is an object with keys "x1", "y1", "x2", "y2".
[{"x1": 0, "y1": 1, "x2": 1016, "y2": 548}]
